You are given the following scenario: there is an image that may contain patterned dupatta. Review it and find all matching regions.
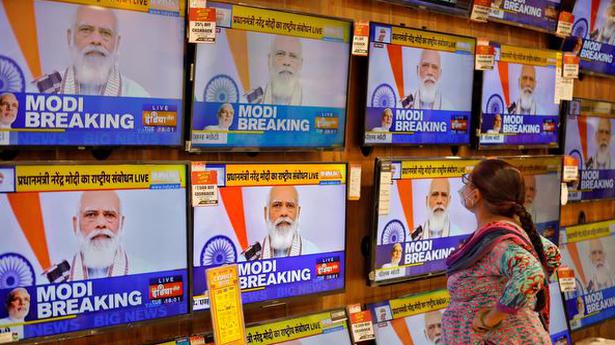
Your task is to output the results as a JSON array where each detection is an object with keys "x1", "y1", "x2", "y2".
[{"x1": 446, "y1": 221, "x2": 551, "y2": 331}]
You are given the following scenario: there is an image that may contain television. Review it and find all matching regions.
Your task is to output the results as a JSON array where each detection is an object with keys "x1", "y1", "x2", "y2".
[
  {"x1": 377, "y1": 0, "x2": 473, "y2": 17},
  {"x1": 371, "y1": 289, "x2": 450, "y2": 345},
  {"x1": 0, "y1": 1, "x2": 185, "y2": 147},
  {"x1": 564, "y1": 98, "x2": 615, "y2": 202},
  {"x1": 562, "y1": 0, "x2": 615, "y2": 76},
  {"x1": 189, "y1": 2, "x2": 351, "y2": 151},
  {"x1": 477, "y1": 43, "x2": 560, "y2": 149},
  {"x1": 487, "y1": 0, "x2": 561, "y2": 32},
  {"x1": 549, "y1": 281, "x2": 573, "y2": 345},
  {"x1": 245, "y1": 309, "x2": 351, "y2": 345},
  {"x1": 559, "y1": 219, "x2": 615, "y2": 330},
  {"x1": 502, "y1": 156, "x2": 563, "y2": 244},
  {"x1": 369, "y1": 158, "x2": 479, "y2": 285},
  {"x1": 0, "y1": 163, "x2": 188, "y2": 341},
  {"x1": 363, "y1": 23, "x2": 475, "y2": 146},
  {"x1": 191, "y1": 162, "x2": 346, "y2": 310}
]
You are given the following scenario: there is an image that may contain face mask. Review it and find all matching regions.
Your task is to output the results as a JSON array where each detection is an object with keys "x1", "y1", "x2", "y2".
[{"x1": 458, "y1": 185, "x2": 474, "y2": 210}]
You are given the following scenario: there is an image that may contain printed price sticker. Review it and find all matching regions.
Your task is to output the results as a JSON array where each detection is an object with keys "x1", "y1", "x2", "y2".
[
  {"x1": 378, "y1": 170, "x2": 392, "y2": 215},
  {"x1": 348, "y1": 164, "x2": 362, "y2": 201},
  {"x1": 475, "y1": 42, "x2": 495, "y2": 70},
  {"x1": 471, "y1": 0, "x2": 491, "y2": 22},
  {"x1": 563, "y1": 53, "x2": 580, "y2": 79},
  {"x1": 563, "y1": 155, "x2": 579, "y2": 182},
  {"x1": 189, "y1": 5, "x2": 216, "y2": 43},
  {"x1": 352, "y1": 20, "x2": 370, "y2": 56},
  {"x1": 558, "y1": 267, "x2": 577, "y2": 293},
  {"x1": 556, "y1": 12, "x2": 574, "y2": 37},
  {"x1": 349, "y1": 310, "x2": 376, "y2": 342},
  {"x1": 207, "y1": 265, "x2": 245, "y2": 345},
  {"x1": 192, "y1": 170, "x2": 218, "y2": 206}
]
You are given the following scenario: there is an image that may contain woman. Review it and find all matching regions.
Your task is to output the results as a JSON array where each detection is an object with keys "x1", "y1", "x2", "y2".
[{"x1": 442, "y1": 159, "x2": 560, "y2": 345}]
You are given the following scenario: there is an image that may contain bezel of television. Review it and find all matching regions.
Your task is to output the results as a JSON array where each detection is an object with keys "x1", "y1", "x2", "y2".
[
  {"x1": 0, "y1": 0, "x2": 187, "y2": 148},
  {"x1": 562, "y1": 0, "x2": 615, "y2": 77},
  {"x1": 188, "y1": 2, "x2": 352, "y2": 152},
  {"x1": 476, "y1": 43, "x2": 561, "y2": 150},
  {"x1": 549, "y1": 281, "x2": 573, "y2": 345},
  {"x1": 559, "y1": 219, "x2": 615, "y2": 331},
  {"x1": 564, "y1": 98, "x2": 615, "y2": 202},
  {"x1": 190, "y1": 162, "x2": 347, "y2": 311},
  {"x1": 0, "y1": 161, "x2": 190, "y2": 342},
  {"x1": 369, "y1": 155, "x2": 562, "y2": 286},
  {"x1": 376, "y1": 0, "x2": 473, "y2": 17},
  {"x1": 486, "y1": 0, "x2": 561, "y2": 33},
  {"x1": 363, "y1": 23, "x2": 476, "y2": 146}
]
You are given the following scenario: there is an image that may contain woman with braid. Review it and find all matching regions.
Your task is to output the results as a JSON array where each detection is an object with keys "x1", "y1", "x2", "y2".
[{"x1": 442, "y1": 159, "x2": 561, "y2": 344}]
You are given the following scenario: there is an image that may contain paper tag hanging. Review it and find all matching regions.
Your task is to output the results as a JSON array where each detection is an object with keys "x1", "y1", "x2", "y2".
[{"x1": 352, "y1": 21, "x2": 370, "y2": 56}]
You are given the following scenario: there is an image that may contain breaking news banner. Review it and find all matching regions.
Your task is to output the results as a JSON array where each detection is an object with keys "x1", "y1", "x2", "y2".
[
  {"x1": 562, "y1": 0, "x2": 615, "y2": 76},
  {"x1": 478, "y1": 43, "x2": 560, "y2": 148},
  {"x1": 364, "y1": 23, "x2": 475, "y2": 145},
  {"x1": 0, "y1": 164, "x2": 188, "y2": 341},
  {"x1": 191, "y1": 163, "x2": 347, "y2": 310},
  {"x1": 0, "y1": 0, "x2": 185, "y2": 146},
  {"x1": 487, "y1": 0, "x2": 561, "y2": 32},
  {"x1": 565, "y1": 99, "x2": 615, "y2": 201},
  {"x1": 245, "y1": 310, "x2": 351, "y2": 345},
  {"x1": 559, "y1": 220, "x2": 615, "y2": 331},
  {"x1": 189, "y1": 2, "x2": 351, "y2": 150}
]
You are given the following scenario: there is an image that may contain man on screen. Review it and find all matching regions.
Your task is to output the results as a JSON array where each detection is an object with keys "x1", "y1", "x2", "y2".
[
  {"x1": 67, "y1": 191, "x2": 129, "y2": 280},
  {"x1": 523, "y1": 174, "x2": 537, "y2": 220},
  {"x1": 590, "y1": 0, "x2": 615, "y2": 45},
  {"x1": 402, "y1": 50, "x2": 451, "y2": 110},
  {"x1": 204, "y1": 103, "x2": 234, "y2": 130},
  {"x1": 39, "y1": 5, "x2": 149, "y2": 97},
  {"x1": 0, "y1": 93, "x2": 18, "y2": 145},
  {"x1": 511, "y1": 65, "x2": 540, "y2": 115},
  {"x1": 260, "y1": 186, "x2": 318, "y2": 258},
  {"x1": 258, "y1": 36, "x2": 303, "y2": 106},
  {"x1": 586, "y1": 238, "x2": 615, "y2": 292},
  {"x1": 0, "y1": 288, "x2": 31, "y2": 340},
  {"x1": 412, "y1": 179, "x2": 460, "y2": 240},
  {"x1": 381, "y1": 243, "x2": 402, "y2": 268},
  {"x1": 486, "y1": 114, "x2": 502, "y2": 134},
  {"x1": 587, "y1": 118, "x2": 613, "y2": 169},
  {"x1": 371, "y1": 108, "x2": 393, "y2": 132},
  {"x1": 424, "y1": 310, "x2": 443, "y2": 345}
]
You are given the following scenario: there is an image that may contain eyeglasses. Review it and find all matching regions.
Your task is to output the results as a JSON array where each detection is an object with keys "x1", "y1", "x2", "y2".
[{"x1": 461, "y1": 173, "x2": 471, "y2": 185}]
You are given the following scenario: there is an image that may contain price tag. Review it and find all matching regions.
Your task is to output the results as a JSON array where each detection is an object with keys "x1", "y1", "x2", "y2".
[
  {"x1": 475, "y1": 41, "x2": 495, "y2": 70},
  {"x1": 561, "y1": 182, "x2": 569, "y2": 205},
  {"x1": 349, "y1": 310, "x2": 376, "y2": 342},
  {"x1": 188, "y1": 2, "x2": 216, "y2": 43},
  {"x1": 348, "y1": 163, "x2": 362, "y2": 200},
  {"x1": 189, "y1": 336, "x2": 206, "y2": 345},
  {"x1": 207, "y1": 265, "x2": 245, "y2": 345},
  {"x1": 563, "y1": 53, "x2": 580, "y2": 79},
  {"x1": 0, "y1": 332, "x2": 15, "y2": 344},
  {"x1": 558, "y1": 267, "x2": 577, "y2": 292},
  {"x1": 191, "y1": 170, "x2": 218, "y2": 206},
  {"x1": 352, "y1": 20, "x2": 369, "y2": 56},
  {"x1": 378, "y1": 168, "x2": 392, "y2": 215},
  {"x1": 563, "y1": 155, "x2": 579, "y2": 182},
  {"x1": 471, "y1": 0, "x2": 491, "y2": 22},
  {"x1": 556, "y1": 11, "x2": 574, "y2": 37}
]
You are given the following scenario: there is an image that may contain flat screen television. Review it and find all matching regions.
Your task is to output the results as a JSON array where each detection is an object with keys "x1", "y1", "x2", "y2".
[
  {"x1": 0, "y1": 163, "x2": 188, "y2": 341},
  {"x1": 477, "y1": 43, "x2": 560, "y2": 149},
  {"x1": 487, "y1": 0, "x2": 561, "y2": 32},
  {"x1": 564, "y1": 98, "x2": 615, "y2": 202},
  {"x1": 562, "y1": 0, "x2": 615, "y2": 76},
  {"x1": 0, "y1": 0, "x2": 185, "y2": 147},
  {"x1": 245, "y1": 309, "x2": 351, "y2": 345},
  {"x1": 559, "y1": 219, "x2": 615, "y2": 330},
  {"x1": 363, "y1": 23, "x2": 475, "y2": 146},
  {"x1": 189, "y1": 2, "x2": 351, "y2": 151},
  {"x1": 549, "y1": 281, "x2": 573, "y2": 344},
  {"x1": 191, "y1": 162, "x2": 346, "y2": 310},
  {"x1": 377, "y1": 0, "x2": 473, "y2": 17}
]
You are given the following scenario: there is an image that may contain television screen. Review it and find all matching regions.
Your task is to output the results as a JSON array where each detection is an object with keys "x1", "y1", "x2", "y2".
[
  {"x1": 487, "y1": 0, "x2": 561, "y2": 32},
  {"x1": 502, "y1": 156, "x2": 562, "y2": 244},
  {"x1": 377, "y1": 0, "x2": 473, "y2": 17},
  {"x1": 370, "y1": 158, "x2": 479, "y2": 285},
  {"x1": 364, "y1": 23, "x2": 475, "y2": 145},
  {"x1": 478, "y1": 43, "x2": 560, "y2": 149},
  {"x1": 560, "y1": 219, "x2": 615, "y2": 330},
  {"x1": 0, "y1": 0, "x2": 185, "y2": 146},
  {"x1": 0, "y1": 163, "x2": 188, "y2": 341},
  {"x1": 191, "y1": 162, "x2": 346, "y2": 310},
  {"x1": 371, "y1": 289, "x2": 449, "y2": 344},
  {"x1": 549, "y1": 281, "x2": 573, "y2": 344},
  {"x1": 565, "y1": 98, "x2": 615, "y2": 201},
  {"x1": 562, "y1": 0, "x2": 615, "y2": 76},
  {"x1": 245, "y1": 310, "x2": 351, "y2": 345},
  {"x1": 189, "y1": 2, "x2": 351, "y2": 150}
]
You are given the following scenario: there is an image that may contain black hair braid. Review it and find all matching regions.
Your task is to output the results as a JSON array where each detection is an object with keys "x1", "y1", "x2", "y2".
[{"x1": 514, "y1": 203, "x2": 547, "y2": 312}]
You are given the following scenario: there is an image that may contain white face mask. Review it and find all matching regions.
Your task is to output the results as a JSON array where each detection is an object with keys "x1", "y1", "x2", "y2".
[{"x1": 458, "y1": 185, "x2": 474, "y2": 210}]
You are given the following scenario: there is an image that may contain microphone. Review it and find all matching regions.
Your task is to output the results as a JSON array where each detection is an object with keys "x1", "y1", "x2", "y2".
[
  {"x1": 44, "y1": 260, "x2": 71, "y2": 283},
  {"x1": 412, "y1": 225, "x2": 423, "y2": 240},
  {"x1": 32, "y1": 71, "x2": 62, "y2": 93},
  {"x1": 242, "y1": 242, "x2": 262, "y2": 261},
  {"x1": 401, "y1": 94, "x2": 414, "y2": 108},
  {"x1": 507, "y1": 102, "x2": 517, "y2": 114}
]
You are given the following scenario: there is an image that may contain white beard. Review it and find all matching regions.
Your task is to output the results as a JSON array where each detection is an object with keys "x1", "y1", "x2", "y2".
[
  {"x1": 591, "y1": 263, "x2": 614, "y2": 289},
  {"x1": 77, "y1": 228, "x2": 121, "y2": 269},
  {"x1": 71, "y1": 44, "x2": 116, "y2": 87},
  {"x1": 428, "y1": 207, "x2": 447, "y2": 232},
  {"x1": 267, "y1": 217, "x2": 299, "y2": 251},
  {"x1": 390, "y1": 256, "x2": 401, "y2": 266},
  {"x1": 604, "y1": 19, "x2": 615, "y2": 39},
  {"x1": 427, "y1": 337, "x2": 442, "y2": 345},
  {"x1": 519, "y1": 88, "x2": 534, "y2": 112},
  {"x1": 596, "y1": 145, "x2": 611, "y2": 166},
  {"x1": 419, "y1": 77, "x2": 438, "y2": 105},
  {"x1": 269, "y1": 66, "x2": 299, "y2": 102}
]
